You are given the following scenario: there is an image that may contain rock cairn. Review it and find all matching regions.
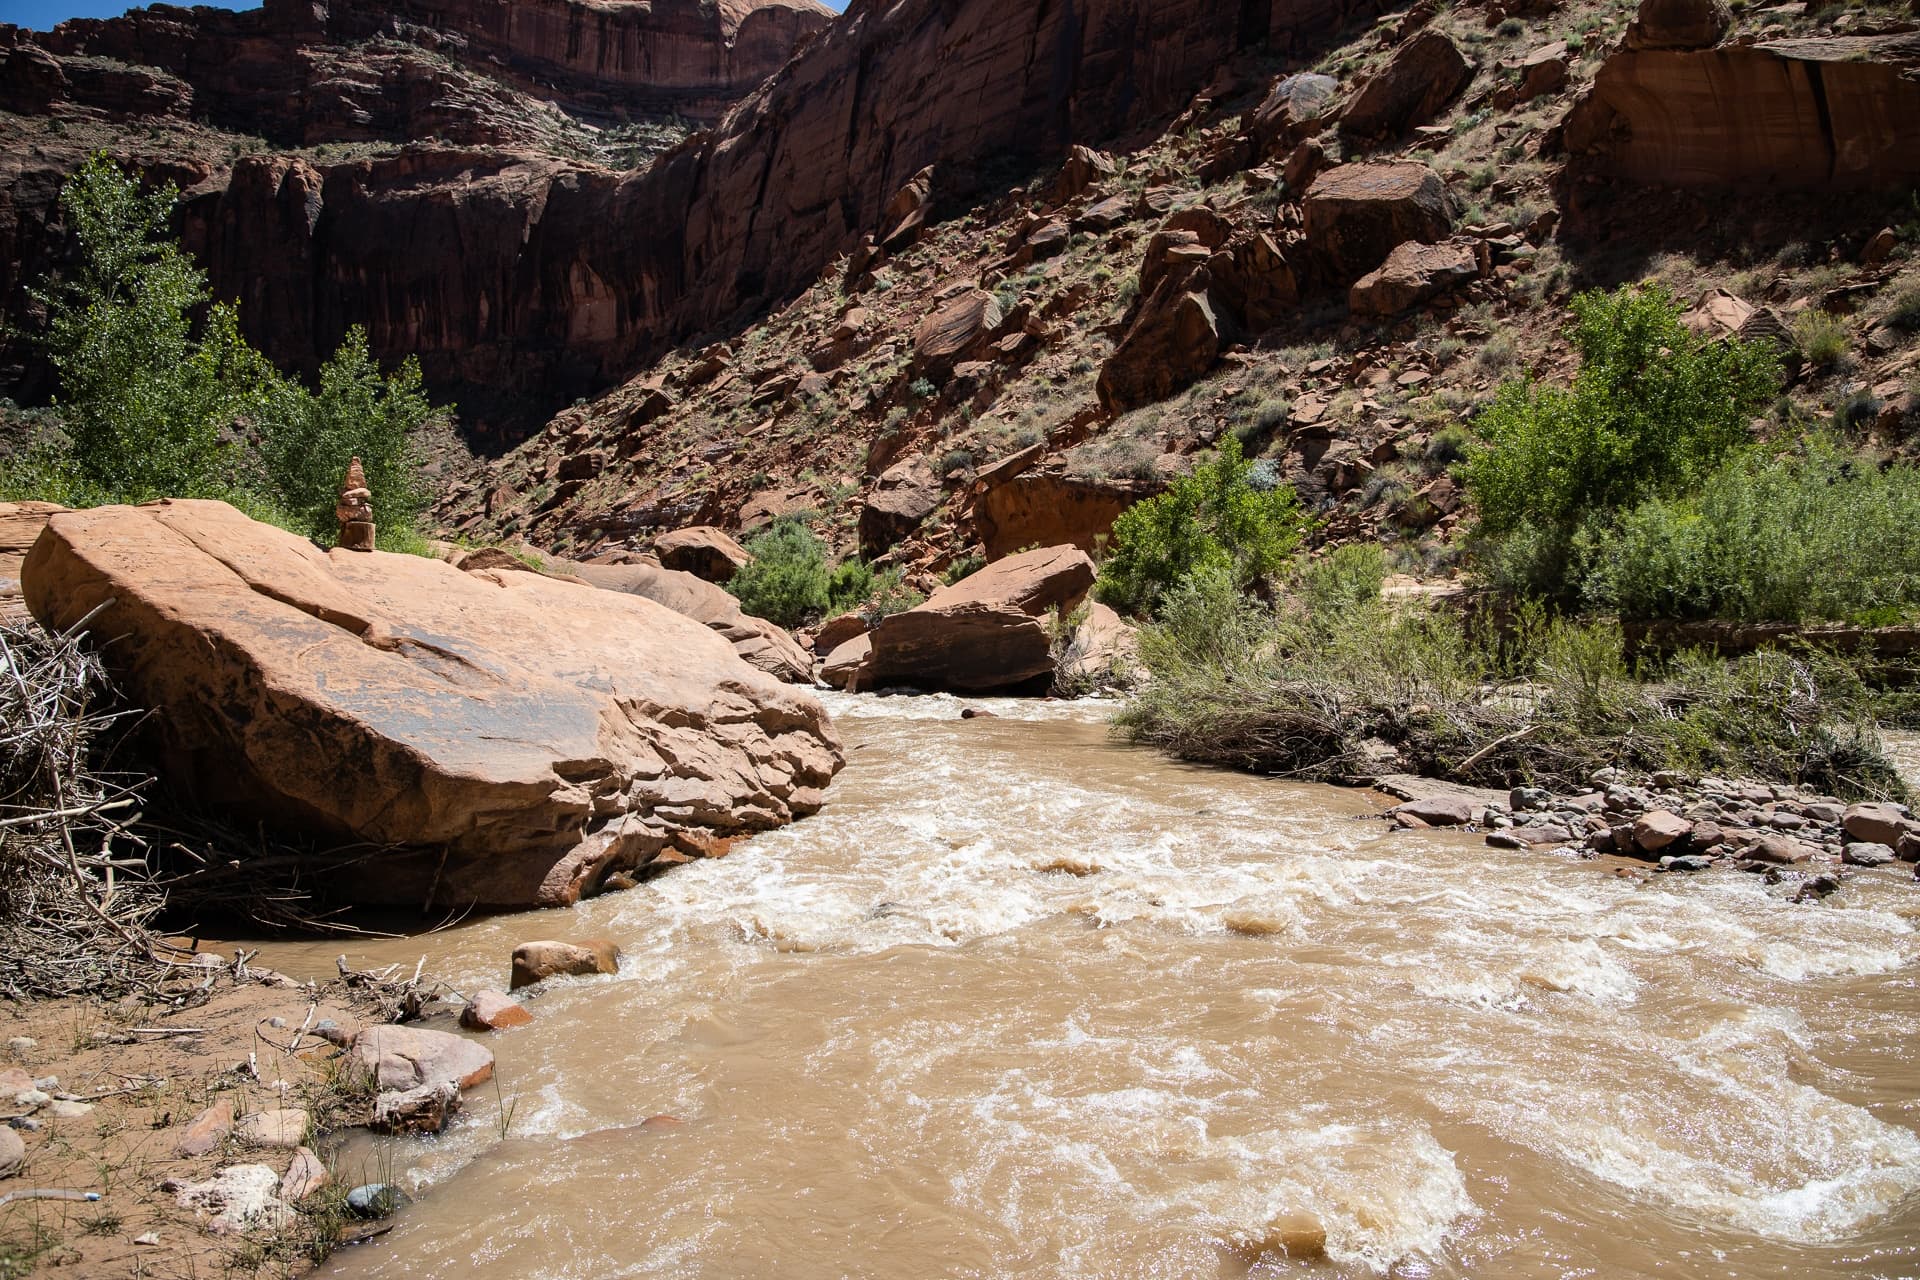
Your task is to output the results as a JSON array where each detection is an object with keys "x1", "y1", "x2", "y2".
[{"x1": 335, "y1": 457, "x2": 375, "y2": 552}]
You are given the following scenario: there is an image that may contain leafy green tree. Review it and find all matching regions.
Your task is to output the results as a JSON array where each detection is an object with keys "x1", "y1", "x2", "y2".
[
  {"x1": 35, "y1": 154, "x2": 283, "y2": 503},
  {"x1": 728, "y1": 520, "x2": 832, "y2": 627},
  {"x1": 258, "y1": 327, "x2": 433, "y2": 542},
  {"x1": 1462, "y1": 284, "x2": 1780, "y2": 599},
  {"x1": 1096, "y1": 436, "x2": 1308, "y2": 617}
]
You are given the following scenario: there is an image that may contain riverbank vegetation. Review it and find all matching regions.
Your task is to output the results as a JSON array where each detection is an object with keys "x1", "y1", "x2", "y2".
[
  {"x1": 0, "y1": 155, "x2": 441, "y2": 552},
  {"x1": 1109, "y1": 283, "x2": 1920, "y2": 798}
]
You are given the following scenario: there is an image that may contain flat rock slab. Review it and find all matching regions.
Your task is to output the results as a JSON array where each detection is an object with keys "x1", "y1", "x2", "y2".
[
  {"x1": 347, "y1": 1025, "x2": 494, "y2": 1094},
  {"x1": 235, "y1": 1109, "x2": 308, "y2": 1149},
  {"x1": 23, "y1": 500, "x2": 842, "y2": 908}
]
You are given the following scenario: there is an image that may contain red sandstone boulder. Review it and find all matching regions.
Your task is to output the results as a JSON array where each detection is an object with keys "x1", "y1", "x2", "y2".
[
  {"x1": 347, "y1": 1025, "x2": 494, "y2": 1093},
  {"x1": 813, "y1": 612, "x2": 871, "y2": 657},
  {"x1": 1348, "y1": 239, "x2": 1482, "y2": 317},
  {"x1": 568, "y1": 560, "x2": 813, "y2": 684},
  {"x1": 23, "y1": 500, "x2": 842, "y2": 909},
  {"x1": 1563, "y1": 34, "x2": 1920, "y2": 189},
  {"x1": 0, "y1": 501, "x2": 63, "y2": 619},
  {"x1": 1054, "y1": 145, "x2": 1117, "y2": 202},
  {"x1": 865, "y1": 546, "x2": 1097, "y2": 693},
  {"x1": 1056, "y1": 602, "x2": 1140, "y2": 691},
  {"x1": 1097, "y1": 280, "x2": 1221, "y2": 413},
  {"x1": 913, "y1": 289, "x2": 1002, "y2": 376},
  {"x1": 1339, "y1": 31, "x2": 1475, "y2": 145},
  {"x1": 860, "y1": 456, "x2": 944, "y2": 558},
  {"x1": 461, "y1": 991, "x2": 533, "y2": 1031},
  {"x1": 654, "y1": 526, "x2": 750, "y2": 583},
  {"x1": 1304, "y1": 163, "x2": 1454, "y2": 282},
  {"x1": 819, "y1": 633, "x2": 874, "y2": 691},
  {"x1": 1249, "y1": 73, "x2": 1339, "y2": 158}
]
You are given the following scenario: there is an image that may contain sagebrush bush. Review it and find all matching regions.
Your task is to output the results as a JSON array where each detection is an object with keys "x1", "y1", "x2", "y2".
[
  {"x1": 1462, "y1": 283, "x2": 1780, "y2": 601},
  {"x1": 1097, "y1": 436, "x2": 1308, "y2": 617},
  {"x1": 1118, "y1": 585, "x2": 1905, "y2": 799},
  {"x1": 1793, "y1": 307, "x2": 1849, "y2": 367},
  {"x1": 1296, "y1": 543, "x2": 1387, "y2": 615},
  {"x1": 728, "y1": 520, "x2": 831, "y2": 627},
  {"x1": 1583, "y1": 435, "x2": 1920, "y2": 623}
]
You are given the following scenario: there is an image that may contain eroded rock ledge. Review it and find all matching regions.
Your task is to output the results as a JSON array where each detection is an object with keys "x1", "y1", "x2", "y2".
[{"x1": 22, "y1": 500, "x2": 843, "y2": 909}]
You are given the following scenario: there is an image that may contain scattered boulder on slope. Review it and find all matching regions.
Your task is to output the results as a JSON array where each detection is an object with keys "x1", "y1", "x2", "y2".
[
  {"x1": 1348, "y1": 239, "x2": 1483, "y2": 317},
  {"x1": 912, "y1": 288, "x2": 1002, "y2": 377},
  {"x1": 863, "y1": 546, "x2": 1096, "y2": 693},
  {"x1": 1098, "y1": 271, "x2": 1221, "y2": 413},
  {"x1": 860, "y1": 456, "x2": 943, "y2": 558},
  {"x1": 1339, "y1": 31, "x2": 1474, "y2": 145},
  {"x1": 569, "y1": 560, "x2": 813, "y2": 683},
  {"x1": 654, "y1": 526, "x2": 750, "y2": 583},
  {"x1": 1624, "y1": 0, "x2": 1732, "y2": 50},
  {"x1": 1304, "y1": 163, "x2": 1454, "y2": 283},
  {"x1": 22, "y1": 500, "x2": 842, "y2": 909}
]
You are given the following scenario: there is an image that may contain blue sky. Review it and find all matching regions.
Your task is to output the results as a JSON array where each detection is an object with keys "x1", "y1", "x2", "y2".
[{"x1": 8, "y1": 0, "x2": 845, "y2": 33}]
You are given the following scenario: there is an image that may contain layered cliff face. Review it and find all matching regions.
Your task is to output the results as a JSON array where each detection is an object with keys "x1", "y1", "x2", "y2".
[
  {"x1": 30, "y1": 0, "x2": 834, "y2": 135},
  {"x1": 170, "y1": 0, "x2": 1394, "y2": 424}
]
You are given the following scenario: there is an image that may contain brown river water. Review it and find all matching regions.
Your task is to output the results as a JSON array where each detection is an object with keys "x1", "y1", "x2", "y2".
[{"x1": 254, "y1": 694, "x2": 1920, "y2": 1280}]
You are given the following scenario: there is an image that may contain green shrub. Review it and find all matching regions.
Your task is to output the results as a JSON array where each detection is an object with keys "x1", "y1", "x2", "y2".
[
  {"x1": 1794, "y1": 308, "x2": 1849, "y2": 367},
  {"x1": 1096, "y1": 436, "x2": 1308, "y2": 617},
  {"x1": 1583, "y1": 435, "x2": 1920, "y2": 623},
  {"x1": 727, "y1": 519, "x2": 831, "y2": 627},
  {"x1": 257, "y1": 327, "x2": 434, "y2": 542},
  {"x1": 825, "y1": 559, "x2": 875, "y2": 614},
  {"x1": 1462, "y1": 283, "x2": 1781, "y2": 600},
  {"x1": 1118, "y1": 588, "x2": 1905, "y2": 799},
  {"x1": 1297, "y1": 543, "x2": 1388, "y2": 615},
  {"x1": 1885, "y1": 284, "x2": 1920, "y2": 331}
]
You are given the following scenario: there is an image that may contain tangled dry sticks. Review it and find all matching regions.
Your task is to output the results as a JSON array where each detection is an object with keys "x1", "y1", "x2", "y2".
[{"x1": 0, "y1": 608, "x2": 170, "y2": 1000}]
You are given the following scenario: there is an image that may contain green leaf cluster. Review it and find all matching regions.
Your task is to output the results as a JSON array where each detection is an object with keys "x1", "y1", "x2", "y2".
[
  {"x1": 1096, "y1": 435, "x2": 1308, "y2": 617},
  {"x1": 1462, "y1": 283, "x2": 1780, "y2": 599}
]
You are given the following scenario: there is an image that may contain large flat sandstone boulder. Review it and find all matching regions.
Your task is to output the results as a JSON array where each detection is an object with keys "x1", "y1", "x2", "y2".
[
  {"x1": 1339, "y1": 31, "x2": 1474, "y2": 144},
  {"x1": 1304, "y1": 163, "x2": 1454, "y2": 282},
  {"x1": 569, "y1": 561, "x2": 814, "y2": 684},
  {"x1": 864, "y1": 546, "x2": 1096, "y2": 693},
  {"x1": 23, "y1": 500, "x2": 842, "y2": 908}
]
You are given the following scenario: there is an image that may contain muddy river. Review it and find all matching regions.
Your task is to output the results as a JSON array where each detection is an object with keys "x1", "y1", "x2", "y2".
[{"x1": 261, "y1": 693, "x2": 1920, "y2": 1279}]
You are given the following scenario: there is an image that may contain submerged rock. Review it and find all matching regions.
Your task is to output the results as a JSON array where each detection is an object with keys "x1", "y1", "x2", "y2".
[
  {"x1": 510, "y1": 939, "x2": 621, "y2": 990},
  {"x1": 23, "y1": 500, "x2": 842, "y2": 909}
]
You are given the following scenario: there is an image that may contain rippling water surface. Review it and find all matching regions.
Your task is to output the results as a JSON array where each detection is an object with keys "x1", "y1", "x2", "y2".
[{"x1": 268, "y1": 693, "x2": 1920, "y2": 1279}]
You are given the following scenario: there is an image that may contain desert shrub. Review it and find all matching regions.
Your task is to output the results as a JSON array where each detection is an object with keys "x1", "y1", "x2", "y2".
[
  {"x1": 1421, "y1": 424, "x2": 1471, "y2": 473},
  {"x1": 1793, "y1": 307, "x2": 1849, "y2": 367},
  {"x1": 1118, "y1": 589, "x2": 1905, "y2": 799},
  {"x1": 1096, "y1": 436, "x2": 1308, "y2": 617},
  {"x1": 1885, "y1": 284, "x2": 1920, "y2": 331},
  {"x1": 1462, "y1": 283, "x2": 1780, "y2": 600},
  {"x1": 1583, "y1": 436, "x2": 1920, "y2": 623},
  {"x1": 944, "y1": 553, "x2": 986, "y2": 584},
  {"x1": 825, "y1": 560, "x2": 875, "y2": 613},
  {"x1": 728, "y1": 519, "x2": 831, "y2": 627},
  {"x1": 825, "y1": 561, "x2": 924, "y2": 620},
  {"x1": 1296, "y1": 543, "x2": 1388, "y2": 615}
]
